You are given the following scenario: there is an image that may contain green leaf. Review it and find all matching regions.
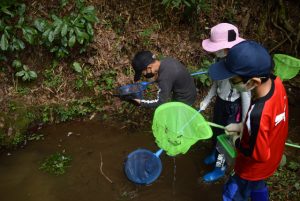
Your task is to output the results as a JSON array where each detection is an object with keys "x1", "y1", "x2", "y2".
[
  {"x1": 12, "y1": 59, "x2": 22, "y2": 69},
  {"x1": 81, "y1": 6, "x2": 95, "y2": 14},
  {"x1": 51, "y1": 15, "x2": 62, "y2": 26},
  {"x1": 17, "y1": 4, "x2": 26, "y2": 16},
  {"x1": 42, "y1": 28, "x2": 51, "y2": 39},
  {"x1": 22, "y1": 72, "x2": 29, "y2": 81},
  {"x1": 72, "y1": 62, "x2": 82, "y2": 73},
  {"x1": 11, "y1": 37, "x2": 19, "y2": 51},
  {"x1": 60, "y1": 0, "x2": 69, "y2": 7},
  {"x1": 22, "y1": 27, "x2": 37, "y2": 44},
  {"x1": 48, "y1": 31, "x2": 55, "y2": 42},
  {"x1": 28, "y1": 71, "x2": 37, "y2": 79},
  {"x1": 50, "y1": 46, "x2": 58, "y2": 53},
  {"x1": 61, "y1": 23, "x2": 68, "y2": 37},
  {"x1": 34, "y1": 19, "x2": 48, "y2": 32},
  {"x1": 83, "y1": 14, "x2": 98, "y2": 23},
  {"x1": 18, "y1": 17, "x2": 25, "y2": 25},
  {"x1": 61, "y1": 37, "x2": 68, "y2": 47},
  {"x1": 16, "y1": 38, "x2": 25, "y2": 50},
  {"x1": 54, "y1": 23, "x2": 63, "y2": 37},
  {"x1": 1, "y1": 6, "x2": 14, "y2": 17},
  {"x1": 68, "y1": 35, "x2": 76, "y2": 47},
  {"x1": 86, "y1": 23, "x2": 94, "y2": 36},
  {"x1": 68, "y1": 28, "x2": 74, "y2": 37},
  {"x1": 0, "y1": 34, "x2": 9, "y2": 51},
  {"x1": 16, "y1": 70, "x2": 25, "y2": 77},
  {"x1": 75, "y1": 28, "x2": 84, "y2": 44}
]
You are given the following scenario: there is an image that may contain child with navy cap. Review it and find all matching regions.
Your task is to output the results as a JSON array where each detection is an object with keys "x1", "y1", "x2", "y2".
[{"x1": 209, "y1": 40, "x2": 289, "y2": 201}]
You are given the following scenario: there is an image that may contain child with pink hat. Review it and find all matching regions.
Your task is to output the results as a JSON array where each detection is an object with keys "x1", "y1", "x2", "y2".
[{"x1": 200, "y1": 23, "x2": 251, "y2": 182}]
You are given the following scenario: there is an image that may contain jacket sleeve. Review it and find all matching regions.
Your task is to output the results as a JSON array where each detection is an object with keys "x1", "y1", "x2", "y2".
[
  {"x1": 200, "y1": 81, "x2": 217, "y2": 110},
  {"x1": 140, "y1": 78, "x2": 173, "y2": 108}
]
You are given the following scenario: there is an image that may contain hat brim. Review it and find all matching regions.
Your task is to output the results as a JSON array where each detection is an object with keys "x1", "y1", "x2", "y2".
[
  {"x1": 134, "y1": 71, "x2": 142, "y2": 82},
  {"x1": 202, "y1": 38, "x2": 245, "y2": 52},
  {"x1": 208, "y1": 60, "x2": 236, "y2": 80}
]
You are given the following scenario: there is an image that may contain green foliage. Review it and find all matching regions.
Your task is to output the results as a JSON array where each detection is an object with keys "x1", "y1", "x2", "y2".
[
  {"x1": 43, "y1": 69, "x2": 63, "y2": 89},
  {"x1": 72, "y1": 61, "x2": 82, "y2": 73},
  {"x1": 43, "y1": 61, "x2": 63, "y2": 89},
  {"x1": 41, "y1": 106, "x2": 52, "y2": 123},
  {"x1": 139, "y1": 24, "x2": 161, "y2": 46},
  {"x1": 15, "y1": 65, "x2": 37, "y2": 81},
  {"x1": 72, "y1": 62, "x2": 95, "y2": 90},
  {"x1": 39, "y1": 152, "x2": 72, "y2": 175},
  {"x1": 16, "y1": 86, "x2": 30, "y2": 95},
  {"x1": 190, "y1": 58, "x2": 212, "y2": 87},
  {"x1": 162, "y1": 0, "x2": 211, "y2": 14},
  {"x1": 28, "y1": 133, "x2": 44, "y2": 141},
  {"x1": 12, "y1": 59, "x2": 37, "y2": 82},
  {"x1": 12, "y1": 59, "x2": 22, "y2": 69},
  {"x1": 40, "y1": 98, "x2": 98, "y2": 123},
  {"x1": 0, "y1": 3, "x2": 37, "y2": 52},
  {"x1": 287, "y1": 161, "x2": 300, "y2": 171},
  {"x1": 97, "y1": 70, "x2": 117, "y2": 91},
  {"x1": 268, "y1": 164, "x2": 300, "y2": 200},
  {"x1": 11, "y1": 132, "x2": 25, "y2": 145},
  {"x1": 8, "y1": 102, "x2": 17, "y2": 111},
  {"x1": 34, "y1": 1, "x2": 99, "y2": 58},
  {"x1": 55, "y1": 98, "x2": 95, "y2": 122}
]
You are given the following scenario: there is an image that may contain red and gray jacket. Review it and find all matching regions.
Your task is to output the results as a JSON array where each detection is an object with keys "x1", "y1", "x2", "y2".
[{"x1": 234, "y1": 76, "x2": 288, "y2": 181}]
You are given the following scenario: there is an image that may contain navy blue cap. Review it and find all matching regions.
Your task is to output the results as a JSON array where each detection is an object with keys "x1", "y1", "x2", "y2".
[
  {"x1": 208, "y1": 40, "x2": 272, "y2": 80},
  {"x1": 132, "y1": 51, "x2": 155, "y2": 81}
]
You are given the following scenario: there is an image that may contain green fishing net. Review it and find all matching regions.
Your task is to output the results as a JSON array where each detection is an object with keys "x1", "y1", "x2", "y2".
[
  {"x1": 152, "y1": 102, "x2": 213, "y2": 156},
  {"x1": 273, "y1": 54, "x2": 300, "y2": 80}
]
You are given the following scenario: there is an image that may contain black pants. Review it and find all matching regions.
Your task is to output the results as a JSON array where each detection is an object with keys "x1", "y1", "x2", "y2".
[{"x1": 212, "y1": 96, "x2": 241, "y2": 146}]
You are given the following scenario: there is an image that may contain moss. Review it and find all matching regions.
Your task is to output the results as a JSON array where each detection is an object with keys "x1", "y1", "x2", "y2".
[{"x1": 0, "y1": 101, "x2": 35, "y2": 148}]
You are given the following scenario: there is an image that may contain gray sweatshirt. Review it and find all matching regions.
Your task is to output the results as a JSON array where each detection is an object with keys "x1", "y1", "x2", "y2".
[{"x1": 140, "y1": 57, "x2": 197, "y2": 108}]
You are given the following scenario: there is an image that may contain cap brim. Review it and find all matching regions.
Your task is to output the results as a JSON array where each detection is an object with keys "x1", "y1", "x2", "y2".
[
  {"x1": 134, "y1": 71, "x2": 142, "y2": 82},
  {"x1": 202, "y1": 38, "x2": 245, "y2": 52},
  {"x1": 208, "y1": 60, "x2": 236, "y2": 80}
]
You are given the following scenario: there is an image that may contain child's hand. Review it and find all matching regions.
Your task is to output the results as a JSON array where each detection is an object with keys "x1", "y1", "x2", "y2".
[
  {"x1": 200, "y1": 100, "x2": 209, "y2": 111},
  {"x1": 230, "y1": 135, "x2": 240, "y2": 146},
  {"x1": 225, "y1": 123, "x2": 243, "y2": 136}
]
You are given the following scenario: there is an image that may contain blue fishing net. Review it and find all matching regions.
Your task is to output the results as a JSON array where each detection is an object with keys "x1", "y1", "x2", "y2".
[{"x1": 124, "y1": 149, "x2": 162, "y2": 185}]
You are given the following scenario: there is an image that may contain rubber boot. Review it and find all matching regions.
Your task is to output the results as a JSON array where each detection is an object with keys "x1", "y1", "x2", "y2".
[
  {"x1": 203, "y1": 154, "x2": 226, "y2": 182},
  {"x1": 203, "y1": 149, "x2": 217, "y2": 165},
  {"x1": 251, "y1": 187, "x2": 269, "y2": 201}
]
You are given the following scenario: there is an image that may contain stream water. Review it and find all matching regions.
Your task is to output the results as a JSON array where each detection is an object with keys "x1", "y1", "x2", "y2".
[
  {"x1": 0, "y1": 120, "x2": 222, "y2": 201},
  {"x1": 1, "y1": 86, "x2": 299, "y2": 201}
]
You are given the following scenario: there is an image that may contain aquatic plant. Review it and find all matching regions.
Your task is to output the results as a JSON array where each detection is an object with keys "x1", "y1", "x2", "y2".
[{"x1": 39, "y1": 152, "x2": 72, "y2": 175}]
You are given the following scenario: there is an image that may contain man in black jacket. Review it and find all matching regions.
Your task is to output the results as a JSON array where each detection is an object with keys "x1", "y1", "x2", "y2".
[{"x1": 131, "y1": 51, "x2": 197, "y2": 108}]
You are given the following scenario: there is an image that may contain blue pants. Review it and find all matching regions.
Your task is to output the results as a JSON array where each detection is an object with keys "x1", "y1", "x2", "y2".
[
  {"x1": 223, "y1": 174, "x2": 269, "y2": 201},
  {"x1": 212, "y1": 96, "x2": 241, "y2": 146}
]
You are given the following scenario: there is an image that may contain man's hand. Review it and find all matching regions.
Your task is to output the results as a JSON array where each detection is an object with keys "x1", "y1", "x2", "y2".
[
  {"x1": 133, "y1": 99, "x2": 141, "y2": 105},
  {"x1": 225, "y1": 123, "x2": 243, "y2": 136}
]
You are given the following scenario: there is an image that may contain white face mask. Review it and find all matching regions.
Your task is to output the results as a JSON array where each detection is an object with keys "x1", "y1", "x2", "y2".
[
  {"x1": 232, "y1": 80, "x2": 255, "y2": 92},
  {"x1": 214, "y1": 49, "x2": 227, "y2": 58}
]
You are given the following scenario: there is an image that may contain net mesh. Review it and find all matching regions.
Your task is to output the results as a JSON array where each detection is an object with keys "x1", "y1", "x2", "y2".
[
  {"x1": 152, "y1": 102, "x2": 212, "y2": 156},
  {"x1": 273, "y1": 54, "x2": 300, "y2": 80}
]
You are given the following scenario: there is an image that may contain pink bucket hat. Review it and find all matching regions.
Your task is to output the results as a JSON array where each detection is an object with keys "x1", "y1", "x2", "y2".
[{"x1": 202, "y1": 23, "x2": 245, "y2": 52}]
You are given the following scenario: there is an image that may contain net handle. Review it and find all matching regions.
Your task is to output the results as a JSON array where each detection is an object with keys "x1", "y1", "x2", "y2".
[
  {"x1": 207, "y1": 122, "x2": 226, "y2": 130},
  {"x1": 207, "y1": 122, "x2": 300, "y2": 149}
]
